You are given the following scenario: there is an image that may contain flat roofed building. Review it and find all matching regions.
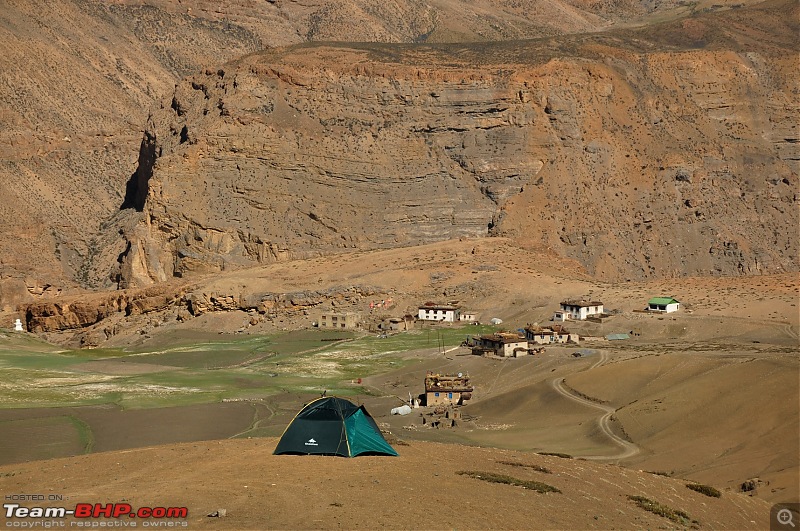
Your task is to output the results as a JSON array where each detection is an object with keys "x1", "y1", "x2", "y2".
[
  {"x1": 425, "y1": 372, "x2": 473, "y2": 406},
  {"x1": 524, "y1": 324, "x2": 579, "y2": 344},
  {"x1": 459, "y1": 311, "x2": 478, "y2": 323},
  {"x1": 473, "y1": 332, "x2": 530, "y2": 357},
  {"x1": 319, "y1": 311, "x2": 361, "y2": 329},
  {"x1": 558, "y1": 300, "x2": 604, "y2": 320},
  {"x1": 418, "y1": 302, "x2": 459, "y2": 322},
  {"x1": 378, "y1": 315, "x2": 416, "y2": 331}
]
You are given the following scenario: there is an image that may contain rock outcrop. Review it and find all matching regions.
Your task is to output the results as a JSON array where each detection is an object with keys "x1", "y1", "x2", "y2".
[
  {"x1": 120, "y1": 1, "x2": 799, "y2": 285},
  {"x1": 0, "y1": 0, "x2": 264, "y2": 294},
  {"x1": 22, "y1": 278, "x2": 393, "y2": 347},
  {"x1": 25, "y1": 285, "x2": 189, "y2": 334},
  {"x1": 0, "y1": 0, "x2": 651, "y2": 296}
]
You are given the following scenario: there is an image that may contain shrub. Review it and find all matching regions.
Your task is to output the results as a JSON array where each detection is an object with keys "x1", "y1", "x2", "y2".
[
  {"x1": 537, "y1": 451, "x2": 572, "y2": 459},
  {"x1": 497, "y1": 460, "x2": 552, "y2": 474},
  {"x1": 686, "y1": 483, "x2": 722, "y2": 498},
  {"x1": 628, "y1": 495, "x2": 699, "y2": 528},
  {"x1": 457, "y1": 471, "x2": 561, "y2": 493}
]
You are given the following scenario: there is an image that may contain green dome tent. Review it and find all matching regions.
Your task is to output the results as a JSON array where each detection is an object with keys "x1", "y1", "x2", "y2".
[{"x1": 273, "y1": 396, "x2": 398, "y2": 457}]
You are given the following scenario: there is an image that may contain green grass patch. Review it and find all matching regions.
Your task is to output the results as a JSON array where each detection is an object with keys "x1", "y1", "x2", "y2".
[
  {"x1": 686, "y1": 483, "x2": 721, "y2": 498},
  {"x1": 0, "y1": 326, "x2": 488, "y2": 410},
  {"x1": 628, "y1": 495, "x2": 699, "y2": 527},
  {"x1": 0, "y1": 351, "x2": 105, "y2": 372},
  {"x1": 345, "y1": 325, "x2": 497, "y2": 356},
  {"x1": 128, "y1": 348, "x2": 271, "y2": 369},
  {"x1": 457, "y1": 471, "x2": 561, "y2": 493},
  {"x1": 0, "y1": 331, "x2": 65, "y2": 354},
  {"x1": 497, "y1": 460, "x2": 552, "y2": 473}
]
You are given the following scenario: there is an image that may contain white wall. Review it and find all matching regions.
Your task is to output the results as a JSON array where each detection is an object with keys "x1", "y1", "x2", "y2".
[{"x1": 418, "y1": 308, "x2": 457, "y2": 322}]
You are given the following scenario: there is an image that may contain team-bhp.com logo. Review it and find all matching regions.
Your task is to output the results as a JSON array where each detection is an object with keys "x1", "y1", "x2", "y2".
[{"x1": 4, "y1": 502, "x2": 188, "y2": 526}]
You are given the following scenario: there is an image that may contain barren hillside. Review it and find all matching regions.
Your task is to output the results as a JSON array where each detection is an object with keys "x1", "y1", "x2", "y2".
[
  {"x1": 118, "y1": 0, "x2": 798, "y2": 290},
  {"x1": 1, "y1": 0, "x2": 796, "y2": 307},
  {"x1": 0, "y1": 0, "x2": 261, "y2": 301},
  {"x1": 0, "y1": 0, "x2": 676, "y2": 302},
  {"x1": 0, "y1": 438, "x2": 776, "y2": 529}
]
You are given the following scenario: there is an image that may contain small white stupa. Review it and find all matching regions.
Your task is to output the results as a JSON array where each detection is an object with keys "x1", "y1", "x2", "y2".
[{"x1": 14, "y1": 318, "x2": 23, "y2": 332}]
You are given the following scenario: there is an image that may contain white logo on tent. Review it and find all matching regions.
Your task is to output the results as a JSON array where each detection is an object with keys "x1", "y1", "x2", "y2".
[{"x1": 304, "y1": 438, "x2": 318, "y2": 446}]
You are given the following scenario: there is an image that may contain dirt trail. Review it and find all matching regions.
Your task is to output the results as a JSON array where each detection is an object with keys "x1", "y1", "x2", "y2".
[{"x1": 552, "y1": 350, "x2": 640, "y2": 460}]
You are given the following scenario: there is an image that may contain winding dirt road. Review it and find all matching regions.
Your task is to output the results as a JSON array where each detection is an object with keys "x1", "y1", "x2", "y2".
[{"x1": 552, "y1": 351, "x2": 640, "y2": 460}]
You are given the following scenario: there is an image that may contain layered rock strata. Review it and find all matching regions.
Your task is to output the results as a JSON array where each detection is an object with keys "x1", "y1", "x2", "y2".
[{"x1": 121, "y1": 2, "x2": 799, "y2": 285}]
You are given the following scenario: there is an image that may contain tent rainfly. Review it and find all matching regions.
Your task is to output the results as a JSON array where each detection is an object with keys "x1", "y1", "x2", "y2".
[{"x1": 273, "y1": 396, "x2": 398, "y2": 457}]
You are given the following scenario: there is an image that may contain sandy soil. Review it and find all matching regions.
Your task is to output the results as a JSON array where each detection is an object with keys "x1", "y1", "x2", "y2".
[{"x1": 0, "y1": 438, "x2": 775, "y2": 530}]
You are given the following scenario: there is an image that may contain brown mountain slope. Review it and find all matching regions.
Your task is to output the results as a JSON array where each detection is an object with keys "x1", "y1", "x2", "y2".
[
  {"x1": 0, "y1": 0, "x2": 262, "y2": 302},
  {"x1": 0, "y1": 0, "x2": 705, "y2": 302},
  {"x1": 117, "y1": 0, "x2": 798, "y2": 288},
  {"x1": 0, "y1": 438, "x2": 775, "y2": 529},
  {"x1": 108, "y1": 0, "x2": 610, "y2": 45}
]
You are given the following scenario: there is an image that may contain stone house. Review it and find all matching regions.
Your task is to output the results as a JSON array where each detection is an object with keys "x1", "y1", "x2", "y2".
[
  {"x1": 425, "y1": 372, "x2": 473, "y2": 406},
  {"x1": 472, "y1": 332, "x2": 530, "y2": 357},
  {"x1": 524, "y1": 324, "x2": 579, "y2": 344},
  {"x1": 319, "y1": 311, "x2": 361, "y2": 329},
  {"x1": 378, "y1": 315, "x2": 416, "y2": 331},
  {"x1": 458, "y1": 311, "x2": 478, "y2": 323}
]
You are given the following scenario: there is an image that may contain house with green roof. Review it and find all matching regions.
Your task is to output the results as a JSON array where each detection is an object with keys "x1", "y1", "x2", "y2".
[{"x1": 647, "y1": 297, "x2": 680, "y2": 313}]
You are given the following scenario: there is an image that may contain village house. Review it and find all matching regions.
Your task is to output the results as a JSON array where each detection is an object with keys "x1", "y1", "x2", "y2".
[
  {"x1": 378, "y1": 315, "x2": 416, "y2": 331},
  {"x1": 646, "y1": 297, "x2": 681, "y2": 313},
  {"x1": 318, "y1": 311, "x2": 361, "y2": 329},
  {"x1": 425, "y1": 372, "x2": 473, "y2": 406},
  {"x1": 472, "y1": 332, "x2": 530, "y2": 357},
  {"x1": 524, "y1": 324, "x2": 579, "y2": 345},
  {"x1": 458, "y1": 311, "x2": 478, "y2": 323},
  {"x1": 417, "y1": 302, "x2": 459, "y2": 323},
  {"x1": 554, "y1": 300, "x2": 604, "y2": 321}
]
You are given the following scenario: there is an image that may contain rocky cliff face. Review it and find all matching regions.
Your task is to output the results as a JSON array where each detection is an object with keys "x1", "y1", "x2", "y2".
[
  {"x1": 0, "y1": 0, "x2": 667, "y2": 297},
  {"x1": 121, "y1": 1, "x2": 799, "y2": 286},
  {"x1": 0, "y1": 0, "x2": 263, "y2": 295}
]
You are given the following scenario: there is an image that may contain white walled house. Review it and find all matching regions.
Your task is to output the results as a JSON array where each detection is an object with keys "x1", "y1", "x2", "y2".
[
  {"x1": 459, "y1": 311, "x2": 478, "y2": 323},
  {"x1": 417, "y1": 303, "x2": 459, "y2": 323},
  {"x1": 647, "y1": 297, "x2": 680, "y2": 313},
  {"x1": 557, "y1": 300, "x2": 604, "y2": 321}
]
